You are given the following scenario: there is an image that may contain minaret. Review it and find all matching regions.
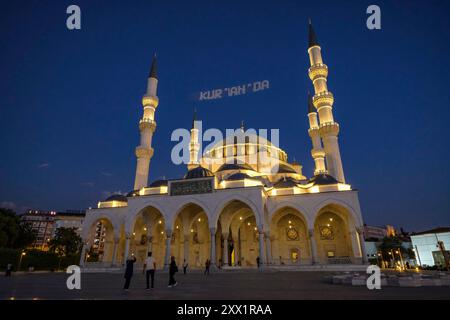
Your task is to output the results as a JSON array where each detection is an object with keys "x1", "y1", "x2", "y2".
[
  {"x1": 307, "y1": 20, "x2": 345, "y2": 183},
  {"x1": 307, "y1": 92, "x2": 327, "y2": 175},
  {"x1": 134, "y1": 54, "x2": 159, "y2": 190},
  {"x1": 188, "y1": 108, "x2": 200, "y2": 170}
]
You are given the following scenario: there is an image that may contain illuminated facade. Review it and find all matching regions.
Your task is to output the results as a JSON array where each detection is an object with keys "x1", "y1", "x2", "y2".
[{"x1": 80, "y1": 22, "x2": 367, "y2": 269}]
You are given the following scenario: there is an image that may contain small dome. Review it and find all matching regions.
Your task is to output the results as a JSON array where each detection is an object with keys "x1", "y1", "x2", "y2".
[
  {"x1": 148, "y1": 179, "x2": 168, "y2": 187},
  {"x1": 276, "y1": 164, "x2": 297, "y2": 174},
  {"x1": 104, "y1": 194, "x2": 128, "y2": 202},
  {"x1": 184, "y1": 166, "x2": 214, "y2": 179},
  {"x1": 274, "y1": 177, "x2": 299, "y2": 188},
  {"x1": 309, "y1": 174, "x2": 338, "y2": 185},
  {"x1": 217, "y1": 163, "x2": 254, "y2": 172}
]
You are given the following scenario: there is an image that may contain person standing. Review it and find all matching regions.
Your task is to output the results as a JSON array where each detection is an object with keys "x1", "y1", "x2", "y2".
[
  {"x1": 168, "y1": 256, "x2": 178, "y2": 287},
  {"x1": 204, "y1": 259, "x2": 210, "y2": 275},
  {"x1": 143, "y1": 252, "x2": 156, "y2": 289},
  {"x1": 182, "y1": 259, "x2": 188, "y2": 274},
  {"x1": 123, "y1": 255, "x2": 136, "y2": 290},
  {"x1": 256, "y1": 256, "x2": 261, "y2": 271},
  {"x1": 5, "y1": 263, "x2": 12, "y2": 277}
]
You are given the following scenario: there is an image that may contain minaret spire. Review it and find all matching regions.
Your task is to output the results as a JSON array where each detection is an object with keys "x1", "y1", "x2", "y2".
[
  {"x1": 308, "y1": 19, "x2": 319, "y2": 48},
  {"x1": 307, "y1": 22, "x2": 345, "y2": 182},
  {"x1": 192, "y1": 107, "x2": 197, "y2": 129},
  {"x1": 149, "y1": 53, "x2": 157, "y2": 79},
  {"x1": 134, "y1": 54, "x2": 160, "y2": 190}
]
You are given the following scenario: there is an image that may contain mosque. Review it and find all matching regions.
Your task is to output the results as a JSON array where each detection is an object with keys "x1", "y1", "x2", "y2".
[{"x1": 80, "y1": 22, "x2": 367, "y2": 270}]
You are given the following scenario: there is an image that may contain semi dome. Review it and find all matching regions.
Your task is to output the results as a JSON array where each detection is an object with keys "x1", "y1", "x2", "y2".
[
  {"x1": 184, "y1": 166, "x2": 214, "y2": 179},
  {"x1": 309, "y1": 173, "x2": 338, "y2": 185},
  {"x1": 225, "y1": 172, "x2": 253, "y2": 181},
  {"x1": 273, "y1": 177, "x2": 300, "y2": 188},
  {"x1": 217, "y1": 163, "x2": 254, "y2": 172},
  {"x1": 275, "y1": 163, "x2": 297, "y2": 174},
  {"x1": 104, "y1": 194, "x2": 128, "y2": 202}
]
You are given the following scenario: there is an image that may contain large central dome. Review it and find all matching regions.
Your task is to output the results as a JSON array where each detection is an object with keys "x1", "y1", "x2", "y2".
[{"x1": 198, "y1": 130, "x2": 303, "y2": 180}]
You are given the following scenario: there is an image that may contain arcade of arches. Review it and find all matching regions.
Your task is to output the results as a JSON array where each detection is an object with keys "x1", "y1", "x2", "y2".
[{"x1": 81, "y1": 201, "x2": 366, "y2": 268}]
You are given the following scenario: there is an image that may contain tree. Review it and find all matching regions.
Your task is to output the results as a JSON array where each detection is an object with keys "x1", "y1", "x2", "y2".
[
  {"x1": 379, "y1": 236, "x2": 407, "y2": 263},
  {"x1": 0, "y1": 208, "x2": 35, "y2": 249},
  {"x1": 48, "y1": 227, "x2": 82, "y2": 257}
]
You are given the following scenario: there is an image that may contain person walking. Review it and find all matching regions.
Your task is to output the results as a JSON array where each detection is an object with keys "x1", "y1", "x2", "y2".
[
  {"x1": 204, "y1": 259, "x2": 210, "y2": 275},
  {"x1": 256, "y1": 256, "x2": 261, "y2": 271},
  {"x1": 168, "y1": 256, "x2": 178, "y2": 287},
  {"x1": 143, "y1": 252, "x2": 156, "y2": 289},
  {"x1": 182, "y1": 259, "x2": 188, "y2": 274},
  {"x1": 5, "y1": 263, "x2": 12, "y2": 277},
  {"x1": 123, "y1": 255, "x2": 136, "y2": 290}
]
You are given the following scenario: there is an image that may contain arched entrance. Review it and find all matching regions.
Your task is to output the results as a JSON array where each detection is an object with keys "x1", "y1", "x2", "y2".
[
  {"x1": 173, "y1": 203, "x2": 210, "y2": 269},
  {"x1": 130, "y1": 206, "x2": 166, "y2": 268},
  {"x1": 313, "y1": 205, "x2": 354, "y2": 264},
  {"x1": 216, "y1": 200, "x2": 260, "y2": 267},
  {"x1": 270, "y1": 208, "x2": 310, "y2": 265}
]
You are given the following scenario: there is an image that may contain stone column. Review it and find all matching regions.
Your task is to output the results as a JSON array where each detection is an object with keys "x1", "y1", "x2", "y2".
[
  {"x1": 233, "y1": 236, "x2": 239, "y2": 266},
  {"x1": 223, "y1": 233, "x2": 229, "y2": 266},
  {"x1": 124, "y1": 234, "x2": 131, "y2": 266},
  {"x1": 163, "y1": 229, "x2": 172, "y2": 270},
  {"x1": 265, "y1": 232, "x2": 272, "y2": 265},
  {"x1": 111, "y1": 237, "x2": 119, "y2": 266},
  {"x1": 309, "y1": 229, "x2": 318, "y2": 265},
  {"x1": 258, "y1": 230, "x2": 265, "y2": 265},
  {"x1": 210, "y1": 228, "x2": 216, "y2": 268},
  {"x1": 79, "y1": 242, "x2": 88, "y2": 267},
  {"x1": 183, "y1": 234, "x2": 190, "y2": 264},
  {"x1": 357, "y1": 227, "x2": 368, "y2": 264}
]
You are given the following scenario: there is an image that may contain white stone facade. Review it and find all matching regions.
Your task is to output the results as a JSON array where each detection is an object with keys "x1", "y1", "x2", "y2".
[{"x1": 81, "y1": 181, "x2": 366, "y2": 269}]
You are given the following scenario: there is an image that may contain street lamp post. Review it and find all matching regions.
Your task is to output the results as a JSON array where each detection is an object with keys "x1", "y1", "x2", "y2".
[{"x1": 17, "y1": 251, "x2": 26, "y2": 271}]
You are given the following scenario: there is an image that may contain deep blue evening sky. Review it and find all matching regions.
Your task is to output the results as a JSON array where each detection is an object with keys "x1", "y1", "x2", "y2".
[{"x1": 0, "y1": 0, "x2": 449, "y2": 231}]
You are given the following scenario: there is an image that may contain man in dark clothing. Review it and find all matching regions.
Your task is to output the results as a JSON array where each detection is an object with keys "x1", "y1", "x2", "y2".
[
  {"x1": 256, "y1": 256, "x2": 261, "y2": 270},
  {"x1": 123, "y1": 256, "x2": 136, "y2": 290},
  {"x1": 204, "y1": 259, "x2": 210, "y2": 275},
  {"x1": 168, "y1": 256, "x2": 178, "y2": 287},
  {"x1": 182, "y1": 259, "x2": 188, "y2": 274}
]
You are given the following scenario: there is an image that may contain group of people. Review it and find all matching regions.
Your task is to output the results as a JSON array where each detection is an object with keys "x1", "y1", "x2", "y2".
[
  {"x1": 123, "y1": 253, "x2": 218, "y2": 290},
  {"x1": 123, "y1": 252, "x2": 178, "y2": 290}
]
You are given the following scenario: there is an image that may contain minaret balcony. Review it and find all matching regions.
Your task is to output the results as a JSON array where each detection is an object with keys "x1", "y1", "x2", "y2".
[
  {"x1": 142, "y1": 95, "x2": 159, "y2": 108},
  {"x1": 311, "y1": 148, "x2": 326, "y2": 159},
  {"x1": 308, "y1": 63, "x2": 328, "y2": 81},
  {"x1": 313, "y1": 91, "x2": 334, "y2": 108},
  {"x1": 139, "y1": 118, "x2": 157, "y2": 131},
  {"x1": 135, "y1": 146, "x2": 154, "y2": 159},
  {"x1": 308, "y1": 127, "x2": 320, "y2": 138},
  {"x1": 319, "y1": 122, "x2": 340, "y2": 136}
]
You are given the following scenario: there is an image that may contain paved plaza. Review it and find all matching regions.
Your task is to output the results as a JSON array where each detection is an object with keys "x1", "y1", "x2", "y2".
[{"x1": 1, "y1": 270, "x2": 450, "y2": 300}]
